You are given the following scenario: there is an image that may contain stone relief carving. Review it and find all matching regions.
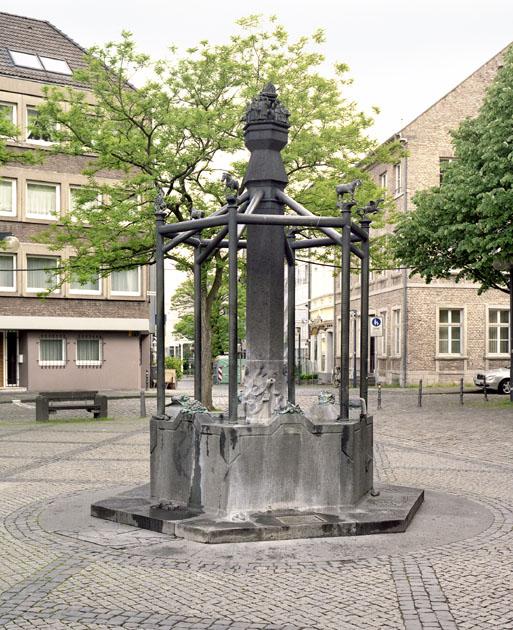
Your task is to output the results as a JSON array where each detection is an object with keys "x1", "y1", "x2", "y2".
[{"x1": 240, "y1": 363, "x2": 286, "y2": 423}]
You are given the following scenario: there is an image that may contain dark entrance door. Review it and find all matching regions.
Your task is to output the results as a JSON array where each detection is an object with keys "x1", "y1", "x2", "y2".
[
  {"x1": 369, "y1": 336, "x2": 376, "y2": 375},
  {"x1": 6, "y1": 332, "x2": 17, "y2": 386}
]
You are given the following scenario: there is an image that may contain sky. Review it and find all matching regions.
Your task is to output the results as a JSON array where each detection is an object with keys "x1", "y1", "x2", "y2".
[{"x1": 2, "y1": 0, "x2": 512, "y2": 142}]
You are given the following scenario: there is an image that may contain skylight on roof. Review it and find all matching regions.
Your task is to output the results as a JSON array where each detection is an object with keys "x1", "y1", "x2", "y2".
[
  {"x1": 40, "y1": 57, "x2": 72, "y2": 75},
  {"x1": 8, "y1": 51, "x2": 72, "y2": 75},
  {"x1": 9, "y1": 51, "x2": 42, "y2": 70}
]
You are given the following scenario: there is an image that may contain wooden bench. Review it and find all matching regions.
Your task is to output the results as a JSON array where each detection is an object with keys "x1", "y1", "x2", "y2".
[{"x1": 35, "y1": 391, "x2": 108, "y2": 421}]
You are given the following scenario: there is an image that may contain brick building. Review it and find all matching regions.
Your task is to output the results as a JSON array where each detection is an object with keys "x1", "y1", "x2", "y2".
[
  {"x1": 336, "y1": 44, "x2": 510, "y2": 385},
  {"x1": 0, "y1": 12, "x2": 150, "y2": 391}
]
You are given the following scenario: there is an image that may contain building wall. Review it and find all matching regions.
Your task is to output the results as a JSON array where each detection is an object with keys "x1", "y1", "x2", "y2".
[
  {"x1": 0, "y1": 63, "x2": 151, "y2": 390},
  {"x1": 24, "y1": 331, "x2": 149, "y2": 391},
  {"x1": 336, "y1": 45, "x2": 511, "y2": 385}
]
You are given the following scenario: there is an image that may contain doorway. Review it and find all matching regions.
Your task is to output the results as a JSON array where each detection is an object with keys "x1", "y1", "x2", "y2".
[
  {"x1": 6, "y1": 331, "x2": 18, "y2": 386},
  {"x1": 0, "y1": 331, "x2": 18, "y2": 387}
]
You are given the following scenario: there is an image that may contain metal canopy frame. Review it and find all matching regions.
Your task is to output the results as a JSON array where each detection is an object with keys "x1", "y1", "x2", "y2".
[{"x1": 154, "y1": 185, "x2": 377, "y2": 423}]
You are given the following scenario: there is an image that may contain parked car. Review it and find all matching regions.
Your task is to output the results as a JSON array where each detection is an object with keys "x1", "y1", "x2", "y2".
[{"x1": 473, "y1": 367, "x2": 511, "y2": 394}]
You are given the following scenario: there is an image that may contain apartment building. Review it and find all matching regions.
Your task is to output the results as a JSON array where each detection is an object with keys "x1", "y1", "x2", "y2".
[
  {"x1": 336, "y1": 44, "x2": 510, "y2": 385},
  {"x1": 0, "y1": 12, "x2": 150, "y2": 391}
]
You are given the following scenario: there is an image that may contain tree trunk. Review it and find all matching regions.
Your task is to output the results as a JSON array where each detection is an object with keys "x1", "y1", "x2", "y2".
[
  {"x1": 201, "y1": 290, "x2": 214, "y2": 409},
  {"x1": 199, "y1": 254, "x2": 225, "y2": 410}
]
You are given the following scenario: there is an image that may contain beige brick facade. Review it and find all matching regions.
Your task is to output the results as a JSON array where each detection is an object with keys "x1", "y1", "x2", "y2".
[{"x1": 335, "y1": 44, "x2": 511, "y2": 385}]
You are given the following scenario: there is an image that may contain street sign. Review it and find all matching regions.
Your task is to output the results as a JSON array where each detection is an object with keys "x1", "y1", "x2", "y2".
[{"x1": 370, "y1": 316, "x2": 383, "y2": 337}]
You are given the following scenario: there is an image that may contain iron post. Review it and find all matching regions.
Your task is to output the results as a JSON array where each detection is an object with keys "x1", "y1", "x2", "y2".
[
  {"x1": 228, "y1": 197, "x2": 239, "y2": 422},
  {"x1": 287, "y1": 231, "x2": 296, "y2": 403},
  {"x1": 359, "y1": 217, "x2": 371, "y2": 407},
  {"x1": 155, "y1": 194, "x2": 167, "y2": 417},
  {"x1": 339, "y1": 202, "x2": 353, "y2": 419},
  {"x1": 193, "y1": 246, "x2": 203, "y2": 402}
]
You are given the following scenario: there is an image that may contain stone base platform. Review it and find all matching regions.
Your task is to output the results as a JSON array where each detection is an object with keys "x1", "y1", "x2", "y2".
[{"x1": 91, "y1": 484, "x2": 424, "y2": 544}]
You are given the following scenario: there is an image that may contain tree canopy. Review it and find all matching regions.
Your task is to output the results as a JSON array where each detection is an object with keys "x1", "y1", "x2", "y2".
[
  {"x1": 35, "y1": 15, "x2": 400, "y2": 280},
  {"x1": 393, "y1": 45, "x2": 513, "y2": 294},
  {"x1": 32, "y1": 15, "x2": 402, "y2": 406}
]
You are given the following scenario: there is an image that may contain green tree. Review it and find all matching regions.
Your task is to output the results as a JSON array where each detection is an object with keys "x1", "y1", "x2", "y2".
[
  {"x1": 171, "y1": 267, "x2": 247, "y2": 361},
  {"x1": 35, "y1": 16, "x2": 401, "y2": 408},
  {"x1": 393, "y1": 45, "x2": 513, "y2": 295},
  {"x1": 0, "y1": 109, "x2": 40, "y2": 166}
]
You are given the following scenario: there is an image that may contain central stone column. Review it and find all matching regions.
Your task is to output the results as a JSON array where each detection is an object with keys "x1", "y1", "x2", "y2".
[{"x1": 240, "y1": 84, "x2": 290, "y2": 423}]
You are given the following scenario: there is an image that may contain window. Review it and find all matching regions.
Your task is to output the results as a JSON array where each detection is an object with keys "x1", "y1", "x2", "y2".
[
  {"x1": 393, "y1": 163, "x2": 402, "y2": 195},
  {"x1": 69, "y1": 186, "x2": 101, "y2": 221},
  {"x1": 70, "y1": 269, "x2": 101, "y2": 295},
  {"x1": 0, "y1": 178, "x2": 16, "y2": 216},
  {"x1": 0, "y1": 101, "x2": 16, "y2": 125},
  {"x1": 392, "y1": 309, "x2": 401, "y2": 356},
  {"x1": 439, "y1": 157, "x2": 454, "y2": 184},
  {"x1": 111, "y1": 267, "x2": 140, "y2": 295},
  {"x1": 26, "y1": 256, "x2": 59, "y2": 292},
  {"x1": 39, "y1": 57, "x2": 72, "y2": 75},
  {"x1": 9, "y1": 50, "x2": 71, "y2": 75},
  {"x1": 379, "y1": 171, "x2": 388, "y2": 191},
  {"x1": 9, "y1": 50, "x2": 43, "y2": 70},
  {"x1": 0, "y1": 255, "x2": 15, "y2": 291},
  {"x1": 439, "y1": 308, "x2": 463, "y2": 354},
  {"x1": 76, "y1": 338, "x2": 102, "y2": 366},
  {"x1": 488, "y1": 308, "x2": 509, "y2": 355},
  {"x1": 27, "y1": 106, "x2": 56, "y2": 143},
  {"x1": 378, "y1": 311, "x2": 387, "y2": 356},
  {"x1": 26, "y1": 182, "x2": 59, "y2": 219},
  {"x1": 39, "y1": 337, "x2": 65, "y2": 366}
]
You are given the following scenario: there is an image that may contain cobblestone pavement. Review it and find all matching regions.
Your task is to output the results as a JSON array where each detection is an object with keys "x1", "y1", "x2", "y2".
[{"x1": 0, "y1": 385, "x2": 512, "y2": 629}]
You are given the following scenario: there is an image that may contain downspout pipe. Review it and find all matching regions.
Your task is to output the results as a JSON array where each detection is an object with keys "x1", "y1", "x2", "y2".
[{"x1": 400, "y1": 141, "x2": 409, "y2": 388}]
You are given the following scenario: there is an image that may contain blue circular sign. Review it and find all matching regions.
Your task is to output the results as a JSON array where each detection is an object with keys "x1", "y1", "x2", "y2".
[{"x1": 371, "y1": 317, "x2": 382, "y2": 327}]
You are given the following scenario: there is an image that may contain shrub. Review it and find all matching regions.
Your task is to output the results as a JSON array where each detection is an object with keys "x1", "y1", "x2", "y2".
[{"x1": 165, "y1": 356, "x2": 183, "y2": 380}]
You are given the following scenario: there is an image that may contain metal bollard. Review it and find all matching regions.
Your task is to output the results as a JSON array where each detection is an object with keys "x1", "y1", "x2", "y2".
[
  {"x1": 140, "y1": 390, "x2": 147, "y2": 418},
  {"x1": 417, "y1": 379, "x2": 423, "y2": 407},
  {"x1": 484, "y1": 382, "x2": 488, "y2": 402},
  {"x1": 460, "y1": 377, "x2": 464, "y2": 405},
  {"x1": 377, "y1": 383, "x2": 382, "y2": 410}
]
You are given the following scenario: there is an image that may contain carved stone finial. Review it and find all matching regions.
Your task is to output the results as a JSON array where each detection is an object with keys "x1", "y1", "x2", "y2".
[{"x1": 244, "y1": 83, "x2": 290, "y2": 127}]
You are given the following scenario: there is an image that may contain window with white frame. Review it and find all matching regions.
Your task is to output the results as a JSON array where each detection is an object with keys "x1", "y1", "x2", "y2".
[
  {"x1": 26, "y1": 181, "x2": 59, "y2": 219},
  {"x1": 439, "y1": 157, "x2": 454, "y2": 184},
  {"x1": 39, "y1": 337, "x2": 66, "y2": 366},
  {"x1": 26, "y1": 256, "x2": 59, "y2": 292},
  {"x1": 0, "y1": 255, "x2": 15, "y2": 291},
  {"x1": 0, "y1": 178, "x2": 16, "y2": 216},
  {"x1": 439, "y1": 308, "x2": 463, "y2": 354},
  {"x1": 378, "y1": 311, "x2": 387, "y2": 356},
  {"x1": 111, "y1": 267, "x2": 140, "y2": 295},
  {"x1": 0, "y1": 101, "x2": 16, "y2": 126},
  {"x1": 70, "y1": 271, "x2": 101, "y2": 294},
  {"x1": 69, "y1": 186, "x2": 101, "y2": 221},
  {"x1": 393, "y1": 163, "x2": 402, "y2": 195},
  {"x1": 488, "y1": 308, "x2": 509, "y2": 355},
  {"x1": 76, "y1": 338, "x2": 102, "y2": 366},
  {"x1": 26, "y1": 106, "x2": 55, "y2": 143},
  {"x1": 379, "y1": 171, "x2": 388, "y2": 191},
  {"x1": 392, "y1": 308, "x2": 401, "y2": 355}
]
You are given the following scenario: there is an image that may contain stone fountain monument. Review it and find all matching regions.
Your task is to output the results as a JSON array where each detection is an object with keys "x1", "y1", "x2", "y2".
[{"x1": 92, "y1": 85, "x2": 423, "y2": 543}]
